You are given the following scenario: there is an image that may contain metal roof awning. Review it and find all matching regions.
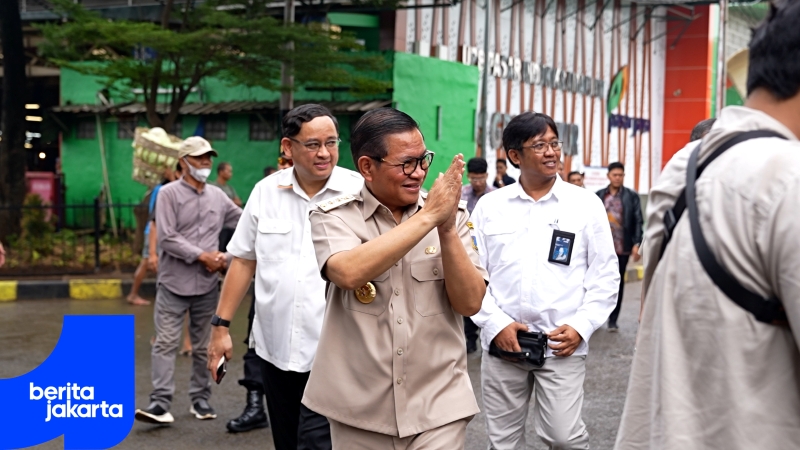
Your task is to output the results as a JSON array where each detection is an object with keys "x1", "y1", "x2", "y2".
[{"x1": 52, "y1": 99, "x2": 392, "y2": 115}]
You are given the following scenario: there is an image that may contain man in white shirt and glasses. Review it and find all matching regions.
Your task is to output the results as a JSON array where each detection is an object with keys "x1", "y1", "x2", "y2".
[
  {"x1": 470, "y1": 112, "x2": 619, "y2": 450},
  {"x1": 207, "y1": 104, "x2": 363, "y2": 450}
]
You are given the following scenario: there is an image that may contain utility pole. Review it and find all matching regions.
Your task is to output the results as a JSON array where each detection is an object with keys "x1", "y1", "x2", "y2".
[{"x1": 280, "y1": 0, "x2": 295, "y2": 117}]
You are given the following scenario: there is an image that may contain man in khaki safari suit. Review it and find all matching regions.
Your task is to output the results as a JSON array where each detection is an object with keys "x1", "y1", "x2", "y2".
[{"x1": 303, "y1": 108, "x2": 489, "y2": 449}]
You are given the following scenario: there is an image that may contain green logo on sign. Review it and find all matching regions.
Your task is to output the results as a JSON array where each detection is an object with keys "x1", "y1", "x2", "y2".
[{"x1": 606, "y1": 65, "x2": 629, "y2": 114}]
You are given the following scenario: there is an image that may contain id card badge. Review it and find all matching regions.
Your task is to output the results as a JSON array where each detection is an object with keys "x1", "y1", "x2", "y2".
[{"x1": 548, "y1": 230, "x2": 575, "y2": 265}]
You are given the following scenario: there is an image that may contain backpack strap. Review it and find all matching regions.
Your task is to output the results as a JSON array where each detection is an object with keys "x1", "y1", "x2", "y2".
[
  {"x1": 659, "y1": 130, "x2": 787, "y2": 261},
  {"x1": 684, "y1": 131, "x2": 788, "y2": 326}
]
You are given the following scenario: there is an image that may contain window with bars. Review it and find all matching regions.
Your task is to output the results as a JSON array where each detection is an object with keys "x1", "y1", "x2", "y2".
[
  {"x1": 249, "y1": 114, "x2": 277, "y2": 141},
  {"x1": 205, "y1": 116, "x2": 227, "y2": 141},
  {"x1": 76, "y1": 118, "x2": 96, "y2": 139},
  {"x1": 117, "y1": 116, "x2": 137, "y2": 139}
]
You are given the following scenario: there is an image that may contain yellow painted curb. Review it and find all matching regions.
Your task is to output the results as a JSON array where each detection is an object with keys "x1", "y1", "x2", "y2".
[
  {"x1": 69, "y1": 279, "x2": 122, "y2": 300},
  {"x1": 0, "y1": 281, "x2": 17, "y2": 301},
  {"x1": 623, "y1": 267, "x2": 644, "y2": 283}
]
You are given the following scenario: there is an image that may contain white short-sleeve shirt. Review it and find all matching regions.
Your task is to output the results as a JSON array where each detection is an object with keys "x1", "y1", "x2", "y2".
[
  {"x1": 470, "y1": 176, "x2": 620, "y2": 357},
  {"x1": 227, "y1": 166, "x2": 364, "y2": 372}
]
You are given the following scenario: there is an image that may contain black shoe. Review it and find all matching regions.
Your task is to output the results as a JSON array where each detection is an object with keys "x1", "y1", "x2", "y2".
[
  {"x1": 227, "y1": 389, "x2": 269, "y2": 433},
  {"x1": 190, "y1": 399, "x2": 217, "y2": 420},
  {"x1": 608, "y1": 323, "x2": 619, "y2": 332},
  {"x1": 466, "y1": 339, "x2": 478, "y2": 354},
  {"x1": 135, "y1": 404, "x2": 174, "y2": 424}
]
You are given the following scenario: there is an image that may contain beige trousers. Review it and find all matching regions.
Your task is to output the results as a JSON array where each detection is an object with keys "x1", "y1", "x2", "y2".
[
  {"x1": 328, "y1": 417, "x2": 471, "y2": 450},
  {"x1": 481, "y1": 351, "x2": 589, "y2": 450}
]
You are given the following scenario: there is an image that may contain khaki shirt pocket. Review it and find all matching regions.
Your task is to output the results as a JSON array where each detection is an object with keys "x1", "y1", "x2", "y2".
[
  {"x1": 256, "y1": 219, "x2": 292, "y2": 261},
  {"x1": 411, "y1": 258, "x2": 448, "y2": 316},
  {"x1": 344, "y1": 270, "x2": 390, "y2": 316}
]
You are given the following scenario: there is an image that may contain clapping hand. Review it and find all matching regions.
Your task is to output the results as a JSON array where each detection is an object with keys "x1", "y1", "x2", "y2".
[{"x1": 424, "y1": 154, "x2": 466, "y2": 232}]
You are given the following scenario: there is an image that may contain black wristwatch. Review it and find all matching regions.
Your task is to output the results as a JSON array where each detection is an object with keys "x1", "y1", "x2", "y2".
[{"x1": 210, "y1": 315, "x2": 231, "y2": 328}]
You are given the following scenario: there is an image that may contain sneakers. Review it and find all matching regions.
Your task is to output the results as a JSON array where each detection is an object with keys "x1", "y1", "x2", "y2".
[
  {"x1": 134, "y1": 400, "x2": 216, "y2": 423},
  {"x1": 190, "y1": 399, "x2": 217, "y2": 420},
  {"x1": 608, "y1": 323, "x2": 619, "y2": 333},
  {"x1": 135, "y1": 404, "x2": 175, "y2": 424}
]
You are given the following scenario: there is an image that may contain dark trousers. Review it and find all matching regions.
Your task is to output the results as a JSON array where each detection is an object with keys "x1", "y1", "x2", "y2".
[
  {"x1": 219, "y1": 227, "x2": 235, "y2": 252},
  {"x1": 608, "y1": 254, "x2": 630, "y2": 326},
  {"x1": 464, "y1": 317, "x2": 480, "y2": 346},
  {"x1": 239, "y1": 294, "x2": 263, "y2": 390},
  {"x1": 261, "y1": 359, "x2": 331, "y2": 450}
]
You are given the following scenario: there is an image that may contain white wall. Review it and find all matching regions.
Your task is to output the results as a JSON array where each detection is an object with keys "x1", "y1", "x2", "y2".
[{"x1": 404, "y1": 0, "x2": 666, "y2": 193}]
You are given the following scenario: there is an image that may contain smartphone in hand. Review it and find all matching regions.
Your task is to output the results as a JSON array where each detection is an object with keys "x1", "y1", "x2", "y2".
[{"x1": 215, "y1": 355, "x2": 227, "y2": 384}]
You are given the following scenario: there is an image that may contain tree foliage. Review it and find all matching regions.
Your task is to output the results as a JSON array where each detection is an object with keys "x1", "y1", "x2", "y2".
[{"x1": 39, "y1": 0, "x2": 391, "y2": 131}]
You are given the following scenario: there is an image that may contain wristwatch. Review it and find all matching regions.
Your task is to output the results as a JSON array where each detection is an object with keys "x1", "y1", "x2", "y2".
[{"x1": 210, "y1": 315, "x2": 231, "y2": 328}]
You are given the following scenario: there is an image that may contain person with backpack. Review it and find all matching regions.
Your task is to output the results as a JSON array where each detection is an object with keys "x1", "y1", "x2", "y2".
[{"x1": 616, "y1": 2, "x2": 800, "y2": 448}]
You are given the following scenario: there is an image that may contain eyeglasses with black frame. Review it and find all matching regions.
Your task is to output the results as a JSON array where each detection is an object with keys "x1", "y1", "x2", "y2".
[
  {"x1": 374, "y1": 150, "x2": 435, "y2": 176},
  {"x1": 288, "y1": 137, "x2": 341, "y2": 152},
  {"x1": 520, "y1": 140, "x2": 563, "y2": 154}
]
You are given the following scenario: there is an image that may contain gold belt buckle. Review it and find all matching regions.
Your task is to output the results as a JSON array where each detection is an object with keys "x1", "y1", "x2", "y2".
[{"x1": 354, "y1": 282, "x2": 377, "y2": 304}]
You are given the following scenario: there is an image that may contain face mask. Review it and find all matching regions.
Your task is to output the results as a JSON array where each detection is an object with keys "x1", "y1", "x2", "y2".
[{"x1": 184, "y1": 158, "x2": 211, "y2": 183}]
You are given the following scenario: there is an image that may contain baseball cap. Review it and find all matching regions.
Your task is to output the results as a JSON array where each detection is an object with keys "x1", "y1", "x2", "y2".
[{"x1": 178, "y1": 136, "x2": 219, "y2": 159}]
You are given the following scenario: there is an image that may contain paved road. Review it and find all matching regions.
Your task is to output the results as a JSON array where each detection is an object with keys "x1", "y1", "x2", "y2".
[{"x1": 0, "y1": 282, "x2": 641, "y2": 449}]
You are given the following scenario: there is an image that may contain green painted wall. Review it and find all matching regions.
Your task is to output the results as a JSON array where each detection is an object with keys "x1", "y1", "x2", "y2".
[
  {"x1": 328, "y1": 13, "x2": 379, "y2": 27},
  {"x1": 60, "y1": 52, "x2": 482, "y2": 205},
  {"x1": 205, "y1": 115, "x2": 281, "y2": 198},
  {"x1": 390, "y1": 53, "x2": 480, "y2": 189},
  {"x1": 61, "y1": 68, "x2": 116, "y2": 105},
  {"x1": 61, "y1": 113, "x2": 362, "y2": 210},
  {"x1": 60, "y1": 114, "x2": 283, "y2": 211},
  {"x1": 61, "y1": 117, "x2": 149, "y2": 227},
  {"x1": 59, "y1": 52, "x2": 392, "y2": 207}
]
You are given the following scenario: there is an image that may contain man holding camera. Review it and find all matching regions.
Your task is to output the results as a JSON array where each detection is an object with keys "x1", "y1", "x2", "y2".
[{"x1": 471, "y1": 112, "x2": 619, "y2": 449}]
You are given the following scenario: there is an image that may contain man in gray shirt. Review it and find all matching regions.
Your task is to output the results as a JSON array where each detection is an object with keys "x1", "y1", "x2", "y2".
[{"x1": 135, "y1": 136, "x2": 242, "y2": 425}]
